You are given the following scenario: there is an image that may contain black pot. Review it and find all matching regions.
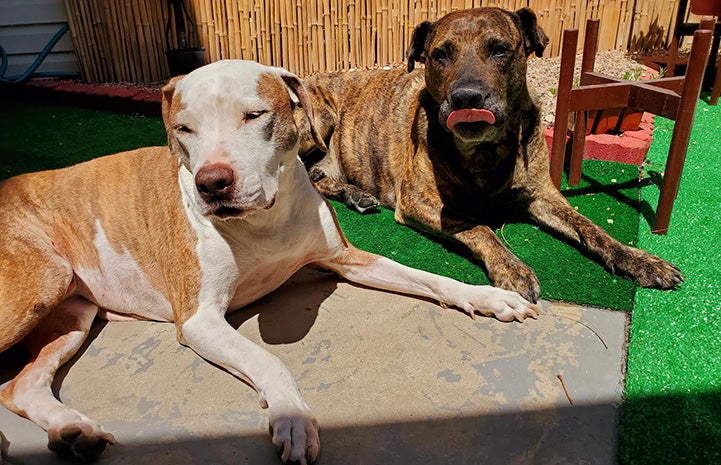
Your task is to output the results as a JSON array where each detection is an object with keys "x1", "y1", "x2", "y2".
[{"x1": 166, "y1": 48, "x2": 206, "y2": 76}]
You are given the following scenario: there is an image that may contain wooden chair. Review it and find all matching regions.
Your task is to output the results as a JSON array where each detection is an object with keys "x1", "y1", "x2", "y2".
[
  {"x1": 670, "y1": 0, "x2": 721, "y2": 105},
  {"x1": 549, "y1": 18, "x2": 714, "y2": 234}
]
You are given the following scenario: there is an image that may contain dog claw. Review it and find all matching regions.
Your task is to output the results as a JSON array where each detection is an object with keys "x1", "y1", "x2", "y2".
[
  {"x1": 270, "y1": 408, "x2": 320, "y2": 464},
  {"x1": 614, "y1": 250, "x2": 683, "y2": 290},
  {"x1": 455, "y1": 286, "x2": 538, "y2": 322},
  {"x1": 47, "y1": 424, "x2": 115, "y2": 461},
  {"x1": 346, "y1": 191, "x2": 379, "y2": 213}
]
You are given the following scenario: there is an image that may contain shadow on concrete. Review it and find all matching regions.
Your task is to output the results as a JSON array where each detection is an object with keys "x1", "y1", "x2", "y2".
[
  {"x1": 5, "y1": 390, "x2": 721, "y2": 464},
  {"x1": 2, "y1": 400, "x2": 619, "y2": 465}
]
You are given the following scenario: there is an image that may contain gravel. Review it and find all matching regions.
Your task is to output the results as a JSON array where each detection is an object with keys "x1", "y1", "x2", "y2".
[{"x1": 527, "y1": 50, "x2": 647, "y2": 127}]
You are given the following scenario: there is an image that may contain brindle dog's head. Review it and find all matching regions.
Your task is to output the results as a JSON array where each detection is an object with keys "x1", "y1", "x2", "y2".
[{"x1": 407, "y1": 7, "x2": 548, "y2": 144}]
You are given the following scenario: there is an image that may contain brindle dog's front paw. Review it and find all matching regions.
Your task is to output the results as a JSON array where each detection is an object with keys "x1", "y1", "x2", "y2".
[
  {"x1": 615, "y1": 249, "x2": 683, "y2": 289},
  {"x1": 488, "y1": 259, "x2": 541, "y2": 304},
  {"x1": 345, "y1": 190, "x2": 379, "y2": 214}
]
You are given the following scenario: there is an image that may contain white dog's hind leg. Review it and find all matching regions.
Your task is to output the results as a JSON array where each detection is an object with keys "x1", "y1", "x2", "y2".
[
  {"x1": 317, "y1": 245, "x2": 539, "y2": 322},
  {"x1": 0, "y1": 296, "x2": 115, "y2": 460},
  {"x1": 180, "y1": 310, "x2": 320, "y2": 464}
]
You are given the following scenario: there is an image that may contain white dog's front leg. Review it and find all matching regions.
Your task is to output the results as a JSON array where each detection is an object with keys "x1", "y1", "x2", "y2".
[
  {"x1": 318, "y1": 246, "x2": 539, "y2": 322},
  {"x1": 181, "y1": 310, "x2": 320, "y2": 464}
]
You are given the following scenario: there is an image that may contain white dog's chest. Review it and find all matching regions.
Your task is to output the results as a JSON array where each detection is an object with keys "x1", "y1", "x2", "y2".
[
  {"x1": 186, "y1": 181, "x2": 345, "y2": 315},
  {"x1": 197, "y1": 221, "x2": 337, "y2": 313}
]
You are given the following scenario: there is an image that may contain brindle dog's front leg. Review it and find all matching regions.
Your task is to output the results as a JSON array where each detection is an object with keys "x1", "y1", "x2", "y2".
[
  {"x1": 450, "y1": 223, "x2": 541, "y2": 303},
  {"x1": 396, "y1": 196, "x2": 541, "y2": 303},
  {"x1": 526, "y1": 187, "x2": 683, "y2": 289},
  {"x1": 308, "y1": 165, "x2": 379, "y2": 213}
]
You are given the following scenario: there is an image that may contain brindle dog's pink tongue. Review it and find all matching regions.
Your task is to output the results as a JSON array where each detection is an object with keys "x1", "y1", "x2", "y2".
[{"x1": 446, "y1": 109, "x2": 496, "y2": 129}]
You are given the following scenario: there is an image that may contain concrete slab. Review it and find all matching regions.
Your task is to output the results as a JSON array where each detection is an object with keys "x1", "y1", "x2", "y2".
[{"x1": 1, "y1": 267, "x2": 627, "y2": 465}]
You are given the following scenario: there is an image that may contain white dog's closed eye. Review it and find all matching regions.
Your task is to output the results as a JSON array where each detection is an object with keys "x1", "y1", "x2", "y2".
[{"x1": 245, "y1": 110, "x2": 268, "y2": 121}]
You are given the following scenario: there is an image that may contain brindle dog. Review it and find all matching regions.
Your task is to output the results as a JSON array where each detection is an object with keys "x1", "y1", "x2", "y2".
[{"x1": 298, "y1": 7, "x2": 682, "y2": 302}]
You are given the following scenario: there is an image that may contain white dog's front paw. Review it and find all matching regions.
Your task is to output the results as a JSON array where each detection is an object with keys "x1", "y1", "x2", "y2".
[
  {"x1": 47, "y1": 422, "x2": 116, "y2": 460},
  {"x1": 269, "y1": 408, "x2": 320, "y2": 464},
  {"x1": 457, "y1": 286, "x2": 539, "y2": 322}
]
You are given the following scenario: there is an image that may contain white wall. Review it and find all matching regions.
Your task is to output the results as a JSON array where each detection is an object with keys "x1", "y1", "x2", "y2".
[{"x1": 0, "y1": 0, "x2": 79, "y2": 79}]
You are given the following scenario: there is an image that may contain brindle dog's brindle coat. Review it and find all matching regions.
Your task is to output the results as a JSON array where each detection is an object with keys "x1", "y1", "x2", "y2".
[{"x1": 298, "y1": 7, "x2": 682, "y2": 302}]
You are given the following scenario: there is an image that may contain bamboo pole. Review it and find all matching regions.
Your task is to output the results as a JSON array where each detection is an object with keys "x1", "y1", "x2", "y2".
[
  {"x1": 295, "y1": 0, "x2": 307, "y2": 75},
  {"x1": 214, "y1": 0, "x2": 227, "y2": 60},
  {"x1": 251, "y1": 0, "x2": 261, "y2": 62},
  {"x1": 269, "y1": 0, "x2": 279, "y2": 66},
  {"x1": 87, "y1": 0, "x2": 110, "y2": 81},
  {"x1": 339, "y1": 0, "x2": 349, "y2": 69},
  {"x1": 64, "y1": 0, "x2": 91, "y2": 81},
  {"x1": 324, "y1": 0, "x2": 334, "y2": 71},
  {"x1": 119, "y1": 0, "x2": 138, "y2": 82},
  {"x1": 81, "y1": 0, "x2": 102, "y2": 81},
  {"x1": 205, "y1": 0, "x2": 220, "y2": 62},
  {"x1": 133, "y1": 0, "x2": 152, "y2": 82},
  {"x1": 226, "y1": 0, "x2": 238, "y2": 59},
  {"x1": 278, "y1": 0, "x2": 288, "y2": 70},
  {"x1": 98, "y1": 0, "x2": 121, "y2": 80}
]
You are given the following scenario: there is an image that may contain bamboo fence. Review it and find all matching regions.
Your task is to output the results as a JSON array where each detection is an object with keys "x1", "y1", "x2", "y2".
[{"x1": 62, "y1": 0, "x2": 703, "y2": 84}]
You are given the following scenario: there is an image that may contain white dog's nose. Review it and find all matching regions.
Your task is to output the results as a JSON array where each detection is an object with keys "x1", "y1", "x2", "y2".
[{"x1": 195, "y1": 163, "x2": 236, "y2": 200}]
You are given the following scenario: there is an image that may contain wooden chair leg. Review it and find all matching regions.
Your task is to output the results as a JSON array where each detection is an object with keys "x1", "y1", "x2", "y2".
[
  {"x1": 567, "y1": 19, "x2": 601, "y2": 186},
  {"x1": 667, "y1": 36, "x2": 679, "y2": 77},
  {"x1": 568, "y1": 112, "x2": 586, "y2": 185},
  {"x1": 699, "y1": 16, "x2": 719, "y2": 105},
  {"x1": 653, "y1": 29, "x2": 713, "y2": 234},
  {"x1": 711, "y1": 62, "x2": 721, "y2": 105},
  {"x1": 550, "y1": 28, "x2": 579, "y2": 188},
  {"x1": 580, "y1": 19, "x2": 599, "y2": 85}
]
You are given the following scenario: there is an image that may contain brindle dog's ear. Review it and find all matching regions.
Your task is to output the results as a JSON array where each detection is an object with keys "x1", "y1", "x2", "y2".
[
  {"x1": 280, "y1": 73, "x2": 328, "y2": 153},
  {"x1": 407, "y1": 20, "x2": 433, "y2": 72},
  {"x1": 515, "y1": 8, "x2": 549, "y2": 57}
]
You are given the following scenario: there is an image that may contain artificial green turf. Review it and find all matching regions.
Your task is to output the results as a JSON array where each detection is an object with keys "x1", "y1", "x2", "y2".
[
  {"x1": 0, "y1": 100, "x2": 166, "y2": 180},
  {"x1": 620, "y1": 97, "x2": 721, "y2": 464},
  {"x1": 0, "y1": 98, "x2": 643, "y2": 309}
]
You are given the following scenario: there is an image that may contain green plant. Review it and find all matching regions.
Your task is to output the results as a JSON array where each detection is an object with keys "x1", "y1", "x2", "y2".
[
  {"x1": 548, "y1": 76, "x2": 580, "y2": 97},
  {"x1": 622, "y1": 67, "x2": 643, "y2": 81}
]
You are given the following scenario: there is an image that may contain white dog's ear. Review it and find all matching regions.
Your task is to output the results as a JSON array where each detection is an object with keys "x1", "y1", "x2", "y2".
[
  {"x1": 278, "y1": 72, "x2": 328, "y2": 153},
  {"x1": 161, "y1": 75, "x2": 184, "y2": 125},
  {"x1": 161, "y1": 75, "x2": 185, "y2": 153}
]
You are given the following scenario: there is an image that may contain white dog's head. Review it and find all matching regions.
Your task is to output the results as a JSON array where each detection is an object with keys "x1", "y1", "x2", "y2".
[{"x1": 162, "y1": 60, "x2": 326, "y2": 220}]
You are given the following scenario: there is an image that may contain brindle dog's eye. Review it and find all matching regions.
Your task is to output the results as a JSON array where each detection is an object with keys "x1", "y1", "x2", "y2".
[
  {"x1": 490, "y1": 43, "x2": 510, "y2": 57},
  {"x1": 431, "y1": 48, "x2": 448, "y2": 63}
]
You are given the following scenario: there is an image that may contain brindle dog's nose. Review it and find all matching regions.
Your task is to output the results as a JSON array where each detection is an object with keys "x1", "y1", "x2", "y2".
[
  {"x1": 195, "y1": 163, "x2": 236, "y2": 200},
  {"x1": 450, "y1": 87, "x2": 489, "y2": 109}
]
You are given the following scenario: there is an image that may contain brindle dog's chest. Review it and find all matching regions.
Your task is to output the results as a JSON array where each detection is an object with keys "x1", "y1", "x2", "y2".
[{"x1": 426, "y1": 134, "x2": 518, "y2": 197}]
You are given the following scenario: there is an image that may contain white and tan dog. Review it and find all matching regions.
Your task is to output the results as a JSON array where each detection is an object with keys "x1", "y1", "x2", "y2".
[{"x1": 0, "y1": 60, "x2": 537, "y2": 464}]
